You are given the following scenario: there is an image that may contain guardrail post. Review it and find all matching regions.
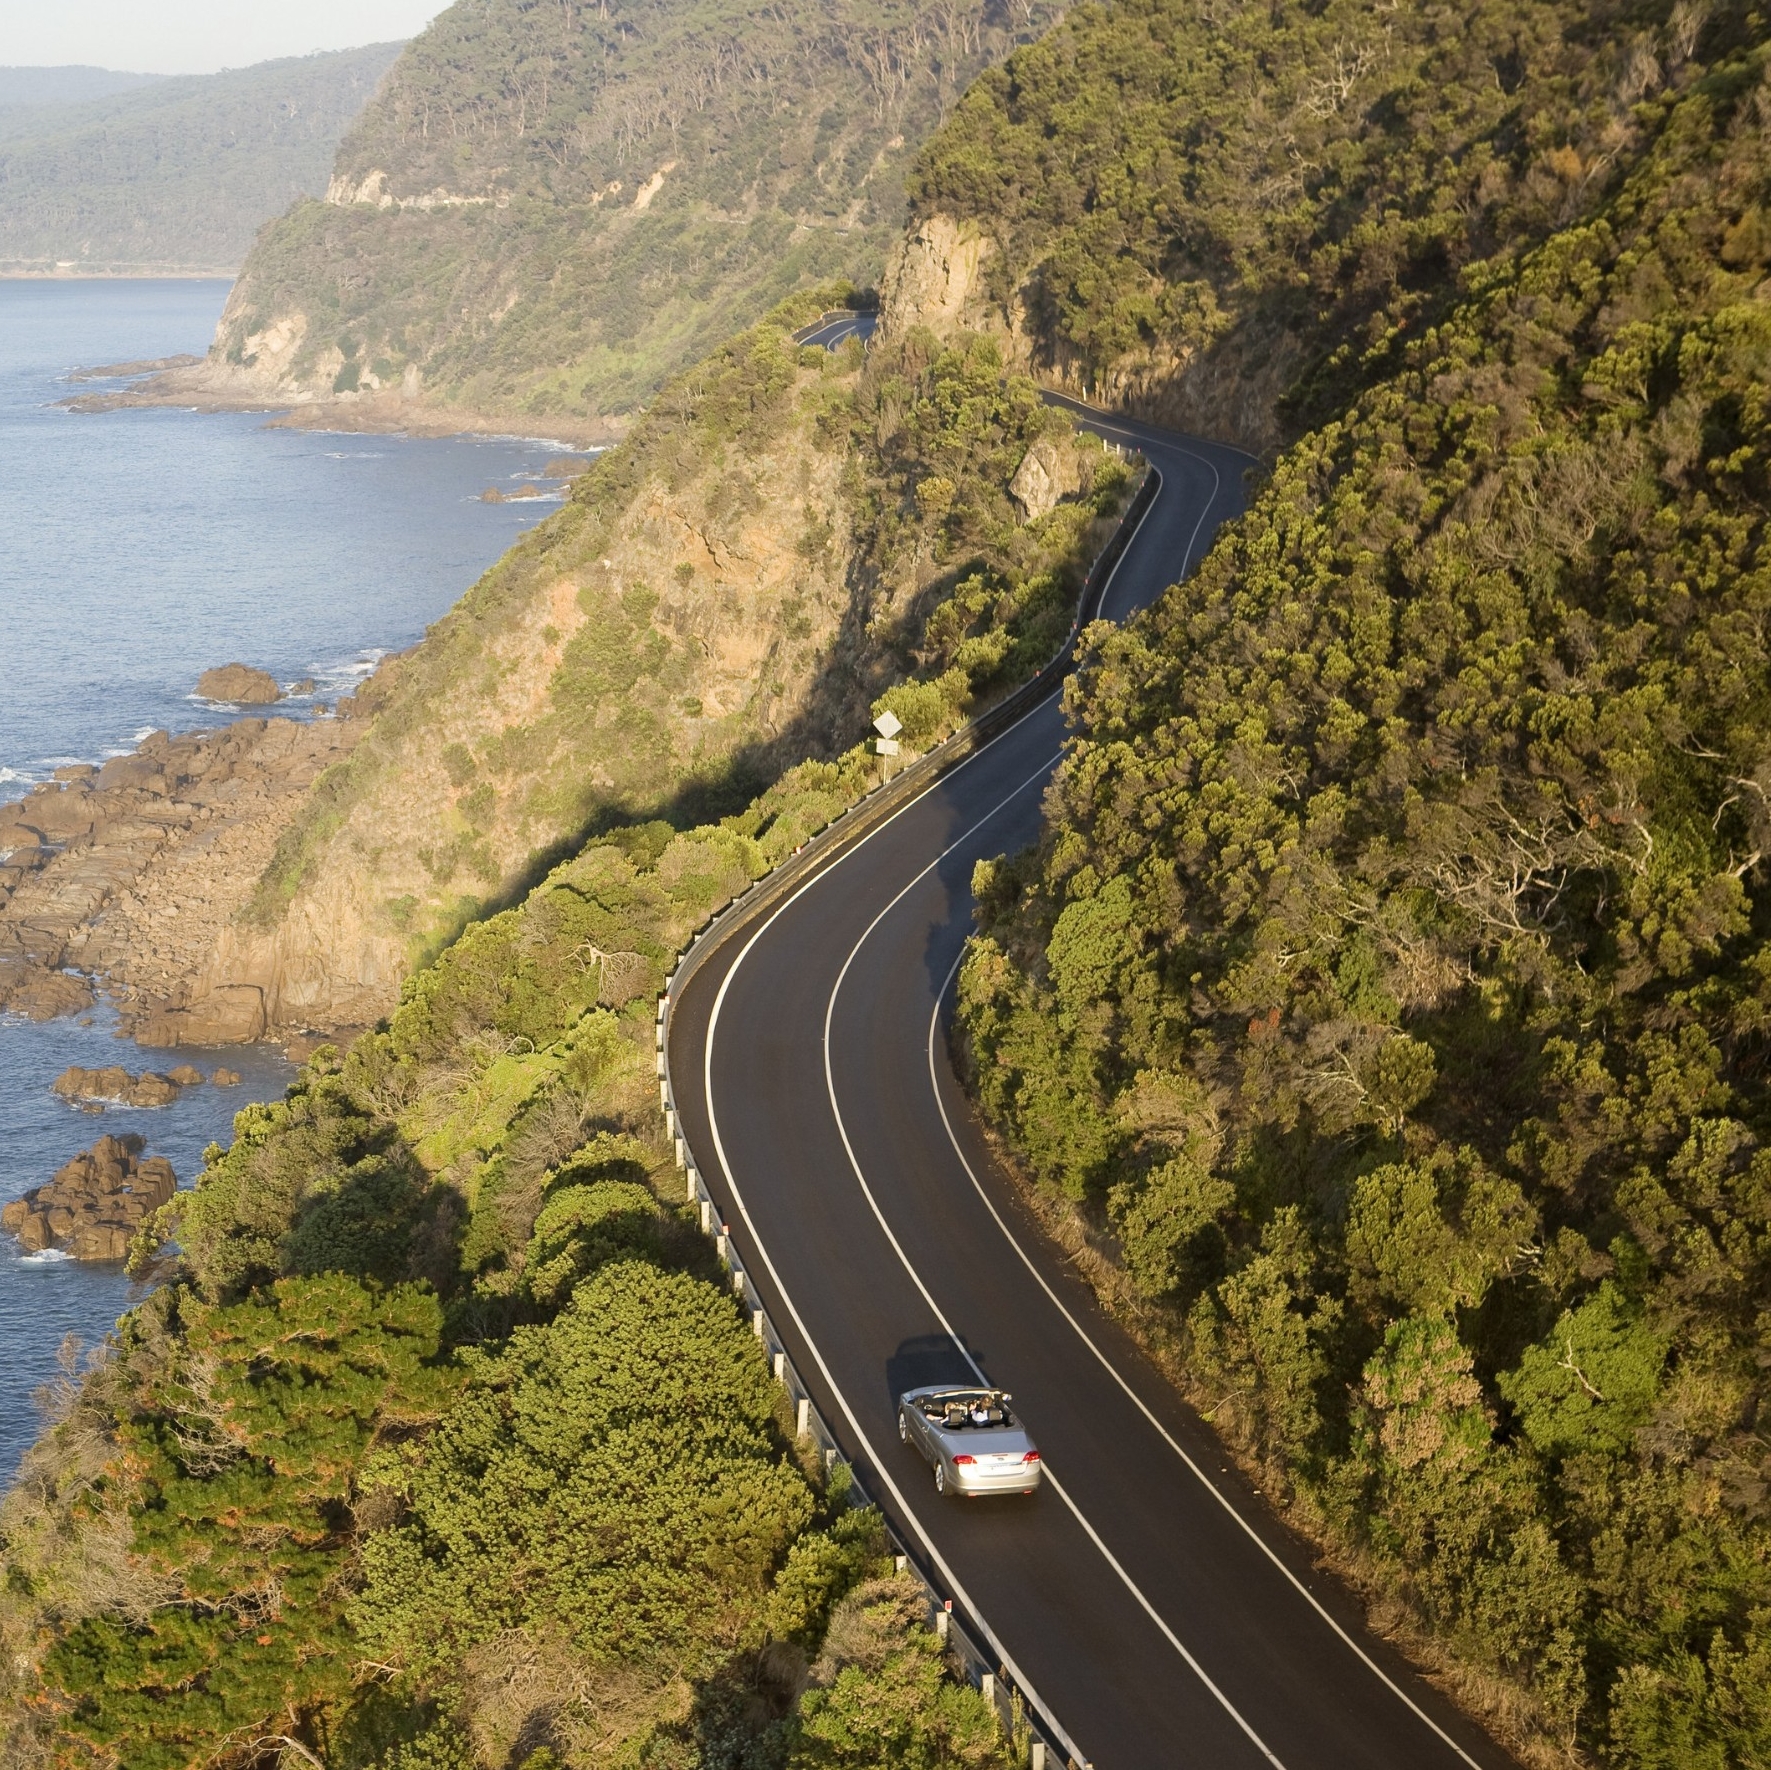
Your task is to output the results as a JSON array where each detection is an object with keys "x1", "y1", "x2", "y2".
[
  {"x1": 796, "y1": 1397, "x2": 811, "y2": 1438},
  {"x1": 1030, "y1": 1746, "x2": 1045, "y2": 1770}
]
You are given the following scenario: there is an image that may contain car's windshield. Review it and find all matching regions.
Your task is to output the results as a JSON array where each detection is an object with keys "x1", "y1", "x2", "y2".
[{"x1": 920, "y1": 1390, "x2": 1015, "y2": 1428}]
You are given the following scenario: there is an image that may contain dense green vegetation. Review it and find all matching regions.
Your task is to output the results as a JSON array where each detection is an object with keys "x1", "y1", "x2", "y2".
[
  {"x1": 908, "y1": 0, "x2": 1721, "y2": 447},
  {"x1": 0, "y1": 47, "x2": 400, "y2": 272},
  {"x1": 0, "y1": 754, "x2": 1018, "y2": 1767},
  {"x1": 958, "y1": 7, "x2": 1771, "y2": 1761},
  {"x1": 214, "y1": 0, "x2": 1061, "y2": 422}
]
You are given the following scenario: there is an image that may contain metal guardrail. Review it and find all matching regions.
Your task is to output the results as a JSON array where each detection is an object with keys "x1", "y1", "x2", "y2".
[
  {"x1": 657, "y1": 1001, "x2": 1068, "y2": 1768},
  {"x1": 647, "y1": 443, "x2": 1161, "y2": 1768}
]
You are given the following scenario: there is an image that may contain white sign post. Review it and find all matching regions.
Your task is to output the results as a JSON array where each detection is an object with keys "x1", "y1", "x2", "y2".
[{"x1": 872, "y1": 709, "x2": 903, "y2": 780}]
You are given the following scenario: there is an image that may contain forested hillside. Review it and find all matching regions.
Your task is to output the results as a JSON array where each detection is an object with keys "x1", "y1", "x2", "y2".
[
  {"x1": 896, "y1": 0, "x2": 1716, "y2": 449},
  {"x1": 0, "y1": 753, "x2": 1019, "y2": 1766},
  {"x1": 191, "y1": 0, "x2": 1062, "y2": 429},
  {"x1": 958, "y1": 3, "x2": 1771, "y2": 1761},
  {"x1": 0, "y1": 47, "x2": 401, "y2": 274}
]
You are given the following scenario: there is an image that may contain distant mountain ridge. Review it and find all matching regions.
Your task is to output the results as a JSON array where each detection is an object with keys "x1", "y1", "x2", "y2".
[
  {"x1": 0, "y1": 45, "x2": 403, "y2": 274},
  {"x1": 174, "y1": 0, "x2": 1062, "y2": 432},
  {"x1": 0, "y1": 66, "x2": 163, "y2": 111}
]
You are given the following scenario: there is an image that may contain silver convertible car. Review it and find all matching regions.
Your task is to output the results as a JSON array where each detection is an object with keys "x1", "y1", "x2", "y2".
[{"x1": 897, "y1": 1385, "x2": 1042, "y2": 1496}]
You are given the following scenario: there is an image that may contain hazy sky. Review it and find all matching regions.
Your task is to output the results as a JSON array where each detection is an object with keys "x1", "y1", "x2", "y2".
[{"x1": 0, "y1": 1, "x2": 445, "y2": 76}]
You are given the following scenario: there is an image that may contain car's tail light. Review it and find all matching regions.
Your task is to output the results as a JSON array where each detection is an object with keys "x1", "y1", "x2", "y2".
[
  {"x1": 952, "y1": 1454, "x2": 976, "y2": 1465},
  {"x1": 1022, "y1": 1451, "x2": 1041, "y2": 1463}
]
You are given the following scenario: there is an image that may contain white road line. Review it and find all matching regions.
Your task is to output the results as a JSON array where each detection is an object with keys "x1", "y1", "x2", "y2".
[
  {"x1": 699, "y1": 762, "x2": 1094, "y2": 1770},
  {"x1": 686, "y1": 412, "x2": 1260, "y2": 1768},
  {"x1": 1043, "y1": 1469, "x2": 1285, "y2": 1769},
  {"x1": 924, "y1": 972, "x2": 1490, "y2": 1769},
  {"x1": 816, "y1": 764, "x2": 1291, "y2": 1768}
]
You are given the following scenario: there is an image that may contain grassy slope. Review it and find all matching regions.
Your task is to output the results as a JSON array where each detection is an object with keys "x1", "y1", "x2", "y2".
[
  {"x1": 211, "y1": 0, "x2": 1063, "y2": 424},
  {"x1": 0, "y1": 46, "x2": 401, "y2": 270},
  {"x1": 958, "y1": 7, "x2": 1771, "y2": 1762}
]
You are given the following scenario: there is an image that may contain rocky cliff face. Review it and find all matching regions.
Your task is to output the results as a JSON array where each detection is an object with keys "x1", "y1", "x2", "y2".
[
  {"x1": 879, "y1": 210, "x2": 1291, "y2": 449},
  {"x1": 0, "y1": 715, "x2": 365, "y2": 1042},
  {"x1": 174, "y1": 318, "x2": 870, "y2": 1037}
]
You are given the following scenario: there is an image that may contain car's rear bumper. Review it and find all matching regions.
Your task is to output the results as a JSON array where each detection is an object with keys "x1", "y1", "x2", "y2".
[{"x1": 950, "y1": 1463, "x2": 1042, "y2": 1494}]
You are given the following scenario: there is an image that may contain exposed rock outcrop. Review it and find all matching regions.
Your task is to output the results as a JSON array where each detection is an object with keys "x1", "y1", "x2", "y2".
[
  {"x1": 51, "y1": 1066, "x2": 183, "y2": 1108},
  {"x1": 1009, "y1": 436, "x2": 1090, "y2": 522},
  {"x1": 0, "y1": 715, "x2": 364, "y2": 1042},
  {"x1": 1, "y1": 1134, "x2": 175, "y2": 1261},
  {"x1": 196, "y1": 663, "x2": 281, "y2": 704},
  {"x1": 880, "y1": 216, "x2": 994, "y2": 340}
]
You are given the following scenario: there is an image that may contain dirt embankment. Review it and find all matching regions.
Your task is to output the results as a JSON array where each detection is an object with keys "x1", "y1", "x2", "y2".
[{"x1": 0, "y1": 712, "x2": 368, "y2": 1047}]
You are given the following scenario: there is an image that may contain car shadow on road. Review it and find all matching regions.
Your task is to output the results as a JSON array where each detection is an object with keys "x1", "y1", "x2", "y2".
[{"x1": 886, "y1": 1331, "x2": 989, "y2": 1409}]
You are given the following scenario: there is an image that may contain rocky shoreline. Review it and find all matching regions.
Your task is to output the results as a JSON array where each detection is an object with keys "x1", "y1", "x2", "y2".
[
  {"x1": 1, "y1": 1133, "x2": 175, "y2": 1261},
  {"x1": 50, "y1": 1062, "x2": 239, "y2": 1109},
  {"x1": 63, "y1": 357, "x2": 623, "y2": 450},
  {"x1": 0, "y1": 704, "x2": 371, "y2": 1047}
]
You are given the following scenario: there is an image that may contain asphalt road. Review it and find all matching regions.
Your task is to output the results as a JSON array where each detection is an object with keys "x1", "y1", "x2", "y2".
[
  {"x1": 793, "y1": 310, "x2": 878, "y2": 350},
  {"x1": 668, "y1": 409, "x2": 1517, "y2": 1769}
]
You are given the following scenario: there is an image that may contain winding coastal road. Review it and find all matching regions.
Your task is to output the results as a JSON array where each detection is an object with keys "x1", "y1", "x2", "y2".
[{"x1": 668, "y1": 408, "x2": 1516, "y2": 1768}]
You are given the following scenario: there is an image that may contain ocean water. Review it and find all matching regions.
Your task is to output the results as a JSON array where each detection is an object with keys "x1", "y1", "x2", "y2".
[
  {"x1": 0, "y1": 279, "x2": 579, "y2": 1482},
  {"x1": 0, "y1": 278, "x2": 581, "y2": 785}
]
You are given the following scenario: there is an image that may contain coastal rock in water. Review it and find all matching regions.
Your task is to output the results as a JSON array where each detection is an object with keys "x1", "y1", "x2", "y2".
[
  {"x1": 0, "y1": 963, "x2": 95, "y2": 1020},
  {"x1": 211, "y1": 1066, "x2": 242, "y2": 1086},
  {"x1": 0, "y1": 1133, "x2": 176, "y2": 1261},
  {"x1": 197, "y1": 663, "x2": 282, "y2": 704},
  {"x1": 167, "y1": 1064, "x2": 205, "y2": 1086},
  {"x1": 51, "y1": 1065, "x2": 181, "y2": 1107}
]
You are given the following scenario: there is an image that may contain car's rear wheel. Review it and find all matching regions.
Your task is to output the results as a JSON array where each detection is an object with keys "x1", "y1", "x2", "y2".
[
  {"x1": 934, "y1": 1461, "x2": 947, "y2": 1496},
  {"x1": 898, "y1": 1410, "x2": 909, "y2": 1444}
]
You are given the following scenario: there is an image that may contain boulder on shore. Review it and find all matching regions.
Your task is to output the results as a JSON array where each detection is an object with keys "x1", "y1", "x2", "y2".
[
  {"x1": 51, "y1": 1065, "x2": 181, "y2": 1107},
  {"x1": 1, "y1": 1133, "x2": 176, "y2": 1261},
  {"x1": 196, "y1": 663, "x2": 281, "y2": 704}
]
